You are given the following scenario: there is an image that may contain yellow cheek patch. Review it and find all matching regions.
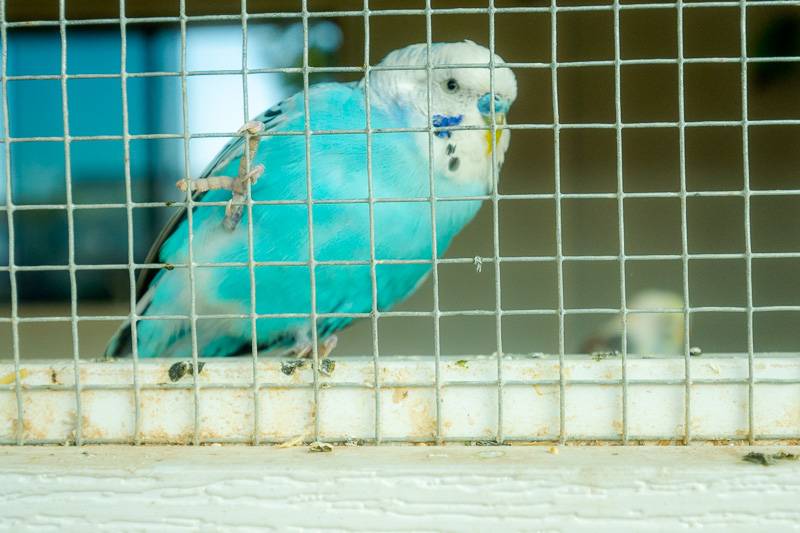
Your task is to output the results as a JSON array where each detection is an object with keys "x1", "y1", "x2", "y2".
[
  {"x1": 485, "y1": 129, "x2": 503, "y2": 154},
  {"x1": 484, "y1": 113, "x2": 506, "y2": 154}
]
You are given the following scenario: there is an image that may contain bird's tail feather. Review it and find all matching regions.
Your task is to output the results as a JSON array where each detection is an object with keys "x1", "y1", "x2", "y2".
[{"x1": 103, "y1": 280, "x2": 159, "y2": 358}]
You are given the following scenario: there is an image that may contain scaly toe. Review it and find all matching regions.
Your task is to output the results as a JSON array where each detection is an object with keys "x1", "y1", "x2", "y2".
[{"x1": 319, "y1": 335, "x2": 338, "y2": 358}]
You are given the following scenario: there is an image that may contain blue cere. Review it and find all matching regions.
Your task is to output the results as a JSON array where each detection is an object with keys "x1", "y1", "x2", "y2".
[{"x1": 477, "y1": 93, "x2": 510, "y2": 116}]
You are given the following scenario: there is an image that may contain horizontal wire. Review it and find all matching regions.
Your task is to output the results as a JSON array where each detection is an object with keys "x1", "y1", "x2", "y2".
[
  {"x1": 3, "y1": 118, "x2": 800, "y2": 145},
  {"x1": 4, "y1": 435, "x2": 794, "y2": 445},
  {"x1": 6, "y1": 435, "x2": 800, "y2": 445},
  {"x1": 4, "y1": 189, "x2": 800, "y2": 213},
  {"x1": 4, "y1": 251, "x2": 800, "y2": 275},
  {"x1": 4, "y1": 305, "x2": 800, "y2": 323},
  {"x1": 5, "y1": 375, "x2": 800, "y2": 393},
  {"x1": 4, "y1": 0, "x2": 800, "y2": 29},
  {"x1": 6, "y1": 55, "x2": 800, "y2": 82},
  {"x1": 2, "y1": 192, "x2": 799, "y2": 214}
]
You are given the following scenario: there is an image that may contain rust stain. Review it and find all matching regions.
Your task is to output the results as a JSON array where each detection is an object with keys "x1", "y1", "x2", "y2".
[
  {"x1": 0, "y1": 368, "x2": 29, "y2": 385},
  {"x1": 392, "y1": 388, "x2": 409, "y2": 403},
  {"x1": 774, "y1": 406, "x2": 800, "y2": 428},
  {"x1": 385, "y1": 367, "x2": 412, "y2": 386},
  {"x1": 410, "y1": 397, "x2": 436, "y2": 438},
  {"x1": 276, "y1": 435, "x2": 305, "y2": 448},
  {"x1": 140, "y1": 430, "x2": 194, "y2": 445},
  {"x1": 533, "y1": 384, "x2": 544, "y2": 396},
  {"x1": 80, "y1": 414, "x2": 104, "y2": 441},
  {"x1": 524, "y1": 369, "x2": 541, "y2": 380}
]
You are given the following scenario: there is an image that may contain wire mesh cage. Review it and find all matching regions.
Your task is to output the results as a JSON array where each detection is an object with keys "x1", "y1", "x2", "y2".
[{"x1": 1, "y1": 0, "x2": 800, "y2": 446}]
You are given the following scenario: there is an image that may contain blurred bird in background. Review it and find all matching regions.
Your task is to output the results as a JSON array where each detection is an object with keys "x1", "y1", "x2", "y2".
[
  {"x1": 106, "y1": 41, "x2": 517, "y2": 359},
  {"x1": 581, "y1": 290, "x2": 686, "y2": 357}
]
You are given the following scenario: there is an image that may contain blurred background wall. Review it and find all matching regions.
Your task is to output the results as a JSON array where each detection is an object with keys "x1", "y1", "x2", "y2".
[{"x1": 1, "y1": 0, "x2": 799, "y2": 359}]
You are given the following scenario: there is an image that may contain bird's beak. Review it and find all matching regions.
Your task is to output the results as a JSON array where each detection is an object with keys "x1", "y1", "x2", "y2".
[
  {"x1": 478, "y1": 92, "x2": 510, "y2": 124},
  {"x1": 478, "y1": 93, "x2": 509, "y2": 154}
]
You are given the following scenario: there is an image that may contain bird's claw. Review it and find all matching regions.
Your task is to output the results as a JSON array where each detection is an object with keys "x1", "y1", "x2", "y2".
[
  {"x1": 237, "y1": 120, "x2": 265, "y2": 136},
  {"x1": 175, "y1": 120, "x2": 266, "y2": 232},
  {"x1": 291, "y1": 335, "x2": 338, "y2": 359}
]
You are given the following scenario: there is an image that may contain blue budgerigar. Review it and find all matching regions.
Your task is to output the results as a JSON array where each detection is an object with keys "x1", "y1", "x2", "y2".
[{"x1": 106, "y1": 41, "x2": 517, "y2": 358}]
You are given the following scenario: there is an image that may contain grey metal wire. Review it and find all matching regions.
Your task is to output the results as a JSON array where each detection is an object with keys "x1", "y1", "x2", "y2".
[
  {"x1": 5, "y1": 304, "x2": 800, "y2": 325},
  {"x1": 423, "y1": 0, "x2": 444, "y2": 445},
  {"x1": 3, "y1": 1, "x2": 800, "y2": 446},
  {"x1": 739, "y1": 0, "x2": 755, "y2": 445},
  {"x1": 4, "y1": 1, "x2": 800, "y2": 31},
  {"x1": 5, "y1": 53, "x2": 800, "y2": 84},
  {"x1": 57, "y1": 0, "x2": 84, "y2": 446},
  {"x1": 612, "y1": 0, "x2": 628, "y2": 444},
  {"x1": 299, "y1": 0, "x2": 322, "y2": 443},
  {"x1": 0, "y1": 0, "x2": 24, "y2": 446},
  {"x1": 6, "y1": 250, "x2": 800, "y2": 278},
  {"x1": 487, "y1": 0, "x2": 506, "y2": 444},
  {"x1": 676, "y1": 0, "x2": 693, "y2": 445},
  {"x1": 4, "y1": 118, "x2": 800, "y2": 146},
  {"x1": 239, "y1": 0, "x2": 262, "y2": 446},
  {"x1": 5, "y1": 369, "x2": 800, "y2": 394},
  {"x1": 550, "y1": 0, "x2": 567, "y2": 445},
  {"x1": 176, "y1": 0, "x2": 203, "y2": 446},
  {"x1": 361, "y1": 0, "x2": 383, "y2": 445},
  {"x1": 118, "y1": 0, "x2": 143, "y2": 445}
]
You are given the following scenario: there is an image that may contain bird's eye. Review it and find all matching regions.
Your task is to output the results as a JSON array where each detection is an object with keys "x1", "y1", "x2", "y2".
[{"x1": 445, "y1": 78, "x2": 459, "y2": 92}]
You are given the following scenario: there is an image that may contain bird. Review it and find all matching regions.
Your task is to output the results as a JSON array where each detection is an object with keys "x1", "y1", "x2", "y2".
[
  {"x1": 580, "y1": 289, "x2": 686, "y2": 357},
  {"x1": 105, "y1": 41, "x2": 517, "y2": 359}
]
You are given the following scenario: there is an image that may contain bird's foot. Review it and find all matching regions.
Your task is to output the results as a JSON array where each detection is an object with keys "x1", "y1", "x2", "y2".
[
  {"x1": 174, "y1": 119, "x2": 266, "y2": 232},
  {"x1": 237, "y1": 120, "x2": 265, "y2": 137},
  {"x1": 291, "y1": 335, "x2": 338, "y2": 359},
  {"x1": 320, "y1": 335, "x2": 338, "y2": 359},
  {"x1": 223, "y1": 120, "x2": 265, "y2": 231}
]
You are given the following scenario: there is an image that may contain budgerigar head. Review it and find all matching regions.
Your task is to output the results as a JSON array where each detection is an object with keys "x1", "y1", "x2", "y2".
[
  {"x1": 374, "y1": 41, "x2": 514, "y2": 109},
  {"x1": 369, "y1": 41, "x2": 517, "y2": 187}
]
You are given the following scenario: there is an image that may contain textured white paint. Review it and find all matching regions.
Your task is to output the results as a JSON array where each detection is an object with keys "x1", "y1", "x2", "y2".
[
  {"x1": 2, "y1": 446, "x2": 800, "y2": 531},
  {"x1": 2, "y1": 356, "x2": 800, "y2": 443}
]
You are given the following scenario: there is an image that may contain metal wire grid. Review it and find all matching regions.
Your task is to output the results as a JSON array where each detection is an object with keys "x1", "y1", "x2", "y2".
[{"x1": 1, "y1": 0, "x2": 799, "y2": 446}]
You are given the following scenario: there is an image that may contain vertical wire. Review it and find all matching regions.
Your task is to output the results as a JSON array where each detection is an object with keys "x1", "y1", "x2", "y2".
[
  {"x1": 676, "y1": 0, "x2": 693, "y2": 445},
  {"x1": 423, "y1": 0, "x2": 444, "y2": 445},
  {"x1": 739, "y1": 0, "x2": 755, "y2": 444},
  {"x1": 487, "y1": 0, "x2": 505, "y2": 444},
  {"x1": 362, "y1": 0, "x2": 382, "y2": 445},
  {"x1": 239, "y1": 0, "x2": 261, "y2": 446},
  {"x1": 300, "y1": 0, "x2": 321, "y2": 442},
  {"x1": 612, "y1": 0, "x2": 629, "y2": 444},
  {"x1": 118, "y1": 0, "x2": 142, "y2": 444},
  {"x1": 550, "y1": 0, "x2": 567, "y2": 444},
  {"x1": 58, "y1": 0, "x2": 83, "y2": 446},
  {"x1": 178, "y1": 0, "x2": 202, "y2": 446},
  {"x1": 0, "y1": 0, "x2": 24, "y2": 445}
]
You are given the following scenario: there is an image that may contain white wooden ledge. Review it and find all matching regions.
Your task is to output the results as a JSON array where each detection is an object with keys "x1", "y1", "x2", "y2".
[
  {"x1": 2, "y1": 355, "x2": 800, "y2": 443},
  {"x1": 2, "y1": 445, "x2": 800, "y2": 531}
]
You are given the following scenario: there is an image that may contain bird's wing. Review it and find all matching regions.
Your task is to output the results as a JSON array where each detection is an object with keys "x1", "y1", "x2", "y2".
[{"x1": 135, "y1": 98, "x2": 295, "y2": 300}]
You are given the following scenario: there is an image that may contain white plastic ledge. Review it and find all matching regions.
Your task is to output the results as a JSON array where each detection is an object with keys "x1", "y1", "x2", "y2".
[
  {"x1": 2, "y1": 445, "x2": 800, "y2": 531},
  {"x1": 2, "y1": 355, "x2": 800, "y2": 443}
]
